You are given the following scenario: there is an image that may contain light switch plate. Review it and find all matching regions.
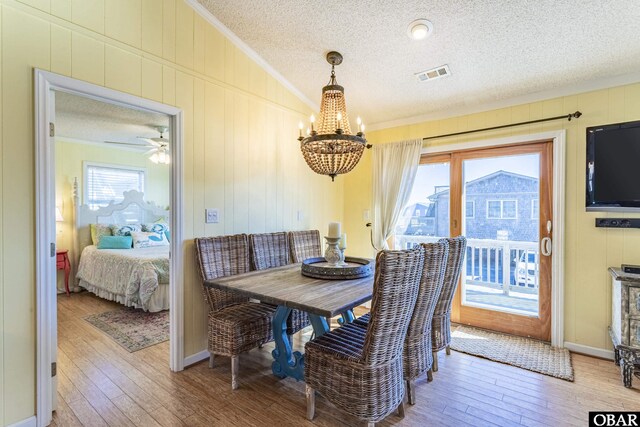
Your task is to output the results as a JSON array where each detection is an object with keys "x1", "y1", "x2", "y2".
[
  {"x1": 297, "y1": 210, "x2": 304, "y2": 221},
  {"x1": 205, "y1": 208, "x2": 219, "y2": 223},
  {"x1": 363, "y1": 209, "x2": 370, "y2": 221}
]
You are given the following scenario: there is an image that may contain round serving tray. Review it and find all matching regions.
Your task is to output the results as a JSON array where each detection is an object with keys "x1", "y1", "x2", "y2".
[{"x1": 301, "y1": 257, "x2": 374, "y2": 280}]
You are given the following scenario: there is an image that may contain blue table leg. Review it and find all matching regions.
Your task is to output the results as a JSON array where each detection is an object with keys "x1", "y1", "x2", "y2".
[
  {"x1": 307, "y1": 314, "x2": 329, "y2": 338},
  {"x1": 271, "y1": 306, "x2": 303, "y2": 380},
  {"x1": 271, "y1": 306, "x2": 329, "y2": 381},
  {"x1": 338, "y1": 309, "x2": 355, "y2": 325}
]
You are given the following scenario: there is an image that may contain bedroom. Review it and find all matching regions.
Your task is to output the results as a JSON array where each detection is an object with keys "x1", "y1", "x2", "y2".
[{"x1": 54, "y1": 90, "x2": 172, "y2": 351}]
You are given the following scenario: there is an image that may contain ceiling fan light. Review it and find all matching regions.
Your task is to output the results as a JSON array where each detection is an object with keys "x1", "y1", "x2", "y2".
[
  {"x1": 158, "y1": 151, "x2": 166, "y2": 163},
  {"x1": 150, "y1": 153, "x2": 159, "y2": 163}
]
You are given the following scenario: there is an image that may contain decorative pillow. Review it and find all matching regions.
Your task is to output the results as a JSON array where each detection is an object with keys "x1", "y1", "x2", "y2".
[
  {"x1": 90, "y1": 224, "x2": 113, "y2": 245},
  {"x1": 97, "y1": 236, "x2": 133, "y2": 249},
  {"x1": 111, "y1": 224, "x2": 142, "y2": 237},
  {"x1": 131, "y1": 231, "x2": 170, "y2": 248},
  {"x1": 142, "y1": 222, "x2": 170, "y2": 242}
]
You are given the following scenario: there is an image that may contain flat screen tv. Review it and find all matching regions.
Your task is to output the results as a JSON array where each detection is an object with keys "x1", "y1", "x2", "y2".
[{"x1": 586, "y1": 120, "x2": 640, "y2": 212}]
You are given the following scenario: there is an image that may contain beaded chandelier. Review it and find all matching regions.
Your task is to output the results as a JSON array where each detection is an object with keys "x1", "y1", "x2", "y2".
[{"x1": 298, "y1": 51, "x2": 370, "y2": 181}]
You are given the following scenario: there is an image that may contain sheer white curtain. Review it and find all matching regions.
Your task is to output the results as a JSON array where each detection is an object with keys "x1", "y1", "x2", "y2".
[{"x1": 372, "y1": 139, "x2": 423, "y2": 250}]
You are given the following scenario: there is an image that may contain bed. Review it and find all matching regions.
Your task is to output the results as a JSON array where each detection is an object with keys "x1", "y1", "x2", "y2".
[{"x1": 72, "y1": 180, "x2": 170, "y2": 312}]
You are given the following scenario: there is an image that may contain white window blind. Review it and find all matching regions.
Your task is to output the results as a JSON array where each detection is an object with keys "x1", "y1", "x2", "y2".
[{"x1": 85, "y1": 163, "x2": 145, "y2": 210}]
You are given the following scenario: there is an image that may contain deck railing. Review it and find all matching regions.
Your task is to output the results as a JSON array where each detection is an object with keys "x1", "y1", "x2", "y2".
[{"x1": 394, "y1": 235, "x2": 539, "y2": 295}]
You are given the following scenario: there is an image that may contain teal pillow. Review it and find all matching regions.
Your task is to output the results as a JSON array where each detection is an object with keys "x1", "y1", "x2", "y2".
[{"x1": 97, "y1": 236, "x2": 133, "y2": 249}]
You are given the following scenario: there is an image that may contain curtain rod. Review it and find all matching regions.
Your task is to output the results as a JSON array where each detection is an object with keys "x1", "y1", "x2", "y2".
[{"x1": 422, "y1": 111, "x2": 582, "y2": 141}]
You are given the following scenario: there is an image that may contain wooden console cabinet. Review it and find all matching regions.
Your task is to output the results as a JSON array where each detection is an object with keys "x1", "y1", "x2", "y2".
[{"x1": 609, "y1": 267, "x2": 640, "y2": 388}]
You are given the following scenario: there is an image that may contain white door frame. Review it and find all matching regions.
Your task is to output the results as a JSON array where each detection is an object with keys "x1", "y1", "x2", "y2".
[
  {"x1": 34, "y1": 69, "x2": 185, "y2": 427},
  {"x1": 422, "y1": 130, "x2": 566, "y2": 347}
]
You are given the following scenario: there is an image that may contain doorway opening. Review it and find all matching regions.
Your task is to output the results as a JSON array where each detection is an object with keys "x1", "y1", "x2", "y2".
[{"x1": 35, "y1": 70, "x2": 184, "y2": 427}]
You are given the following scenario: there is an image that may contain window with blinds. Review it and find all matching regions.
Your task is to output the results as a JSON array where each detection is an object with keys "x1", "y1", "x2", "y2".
[{"x1": 84, "y1": 163, "x2": 145, "y2": 210}]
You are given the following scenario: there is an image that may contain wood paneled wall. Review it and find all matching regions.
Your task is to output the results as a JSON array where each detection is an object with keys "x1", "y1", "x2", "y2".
[{"x1": 0, "y1": 0, "x2": 343, "y2": 424}]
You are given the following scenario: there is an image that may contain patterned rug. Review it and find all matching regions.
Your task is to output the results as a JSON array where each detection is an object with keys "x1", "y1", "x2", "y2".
[
  {"x1": 450, "y1": 325, "x2": 574, "y2": 381},
  {"x1": 84, "y1": 308, "x2": 169, "y2": 352}
]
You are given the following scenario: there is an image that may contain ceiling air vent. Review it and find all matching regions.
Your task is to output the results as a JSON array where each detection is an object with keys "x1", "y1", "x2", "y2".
[{"x1": 415, "y1": 64, "x2": 451, "y2": 82}]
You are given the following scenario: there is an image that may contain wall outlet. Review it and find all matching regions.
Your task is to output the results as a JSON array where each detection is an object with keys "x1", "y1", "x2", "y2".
[
  {"x1": 297, "y1": 210, "x2": 304, "y2": 221},
  {"x1": 205, "y1": 208, "x2": 219, "y2": 223}
]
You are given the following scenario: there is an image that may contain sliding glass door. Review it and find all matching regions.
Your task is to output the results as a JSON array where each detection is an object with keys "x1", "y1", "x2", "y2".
[{"x1": 396, "y1": 142, "x2": 553, "y2": 341}]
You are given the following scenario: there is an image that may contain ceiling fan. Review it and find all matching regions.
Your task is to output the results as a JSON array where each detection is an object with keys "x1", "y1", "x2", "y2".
[{"x1": 104, "y1": 125, "x2": 171, "y2": 164}]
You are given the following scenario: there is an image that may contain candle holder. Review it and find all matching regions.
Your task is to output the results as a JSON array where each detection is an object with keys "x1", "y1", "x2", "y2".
[
  {"x1": 338, "y1": 248, "x2": 348, "y2": 266},
  {"x1": 324, "y1": 236, "x2": 342, "y2": 267}
]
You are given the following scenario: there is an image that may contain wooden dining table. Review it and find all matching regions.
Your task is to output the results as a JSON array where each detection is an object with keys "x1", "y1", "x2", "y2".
[{"x1": 204, "y1": 263, "x2": 375, "y2": 381}]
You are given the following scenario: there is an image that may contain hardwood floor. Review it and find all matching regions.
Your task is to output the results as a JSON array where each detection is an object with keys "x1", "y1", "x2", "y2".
[{"x1": 54, "y1": 292, "x2": 639, "y2": 427}]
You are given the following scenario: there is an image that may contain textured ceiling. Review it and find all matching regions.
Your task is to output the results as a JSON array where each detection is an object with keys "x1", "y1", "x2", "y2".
[
  {"x1": 198, "y1": 0, "x2": 640, "y2": 127},
  {"x1": 55, "y1": 91, "x2": 170, "y2": 148}
]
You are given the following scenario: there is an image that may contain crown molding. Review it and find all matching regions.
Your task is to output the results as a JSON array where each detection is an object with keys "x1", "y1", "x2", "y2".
[
  {"x1": 185, "y1": 0, "x2": 318, "y2": 112},
  {"x1": 368, "y1": 71, "x2": 640, "y2": 132}
]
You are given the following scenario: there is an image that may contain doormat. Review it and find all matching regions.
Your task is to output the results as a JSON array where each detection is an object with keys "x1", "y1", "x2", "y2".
[
  {"x1": 84, "y1": 308, "x2": 169, "y2": 352},
  {"x1": 450, "y1": 325, "x2": 573, "y2": 381}
]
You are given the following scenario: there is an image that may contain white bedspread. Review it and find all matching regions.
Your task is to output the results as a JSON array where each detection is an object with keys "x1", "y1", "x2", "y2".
[{"x1": 77, "y1": 245, "x2": 169, "y2": 311}]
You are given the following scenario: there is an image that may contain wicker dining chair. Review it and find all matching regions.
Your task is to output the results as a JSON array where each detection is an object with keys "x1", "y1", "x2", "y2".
[
  {"x1": 194, "y1": 234, "x2": 275, "y2": 390},
  {"x1": 289, "y1": 229, "x2": 322, "y2": 263},
  {"x1": 431, "y1": 236, "x2": 467, "y2": 372},
  {"x1": 403, "y1": 241, "x2": 448, "y2": 403},
  {"x1": 249, "y1": 231, "x2": 291, "y2": 271},
  {"x1": 248, "y1": 232, "x2": 310, "y2": 336},
  {"x1": 351, "y1": 242, "x2": 449, "y2": 404},
  {"x1": 304, "y1": 247, "x2": 425, "y2": 426}
]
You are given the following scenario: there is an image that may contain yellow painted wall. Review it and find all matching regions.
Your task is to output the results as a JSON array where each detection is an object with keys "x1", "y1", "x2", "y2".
[
  {"x1": 344, "y1": 82, "x2": 640, "y2": 354},
  {"x1": 0, "y1": 0, "x2": 343, "y2": 424},
  {"x1": 54, "y1": 139, "x2": 171, "y2": 290}
]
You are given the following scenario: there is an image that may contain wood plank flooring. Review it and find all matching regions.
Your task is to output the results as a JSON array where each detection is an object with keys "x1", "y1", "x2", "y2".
[{"x1": 53, "y1": 292, "x2": 640, "y2": 427}]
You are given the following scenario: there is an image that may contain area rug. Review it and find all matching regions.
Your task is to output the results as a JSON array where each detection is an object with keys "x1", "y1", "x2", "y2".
[
  {"x1": 450, "y1": 325, "x2": 574, "y2": 381},
  {"x1": 84, "y1": 309, "x2": 169, "y2": 352}
]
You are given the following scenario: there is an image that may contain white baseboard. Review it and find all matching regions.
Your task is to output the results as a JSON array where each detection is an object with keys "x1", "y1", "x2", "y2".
[
  {"x1": 564, "y1": 341, "x2": 614, "y2": 360},
  {"x1": 7, "y1": 416, "x2": 37, "y2": 427},
  {"x1": 183, "y1": 350, "x2": 209, "y2": 367}
]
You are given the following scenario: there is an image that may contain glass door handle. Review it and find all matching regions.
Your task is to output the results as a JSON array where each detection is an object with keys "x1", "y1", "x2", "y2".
[{"x1": 541, "y1": 237, "x2": 552, "y2": 256}]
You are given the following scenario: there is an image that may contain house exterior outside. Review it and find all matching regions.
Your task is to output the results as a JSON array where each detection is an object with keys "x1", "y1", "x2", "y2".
[
  {"x1": 397, "y1": 170, "x2": 539, "y2": 242},
  {"x1": 395, "y1": 202, "x2": 434, "y2": 236}
]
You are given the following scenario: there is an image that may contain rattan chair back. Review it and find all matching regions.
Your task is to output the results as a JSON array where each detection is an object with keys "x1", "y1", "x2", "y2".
[
  {"x1": 363, "y1": 247, "x2": 425, "y2": 365},
  {"x1": 194, "y1": 234, "x2": 251, "y2": 312},
  {"x1": 432, "y1": 236, "x2": 467, "y2": 350},
  {"x1": 289, "y1": 230, "x2": 322, "y2": 263},
  {"x1": 403, "y1": 241, "x2": 448, "y2": 378},
  {"x1": 249, "y1": 232, "x2": 291, "y2": 270}
]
